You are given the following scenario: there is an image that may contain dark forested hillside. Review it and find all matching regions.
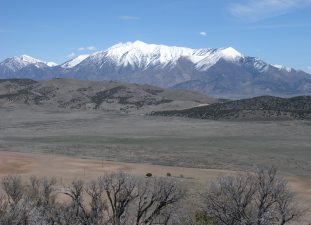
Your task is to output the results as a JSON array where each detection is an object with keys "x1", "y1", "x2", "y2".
[{"x1": 151, "y1": 96, "x2": 311, "y2": 120}]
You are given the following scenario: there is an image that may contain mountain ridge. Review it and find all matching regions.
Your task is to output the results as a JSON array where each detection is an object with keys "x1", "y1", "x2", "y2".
[
  {"x1": 1, "y1": 41, "x2": 311, "y2": 98},
  {"x1": 0, "y1": 78, "x2": 215, "y2": 113}
]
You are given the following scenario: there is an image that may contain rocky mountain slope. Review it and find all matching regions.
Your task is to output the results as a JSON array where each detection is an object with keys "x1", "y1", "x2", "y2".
[
  {"x1": 0, "y1": 78, "x2": 214, "y2": 113},
  {"x1": 150, "y1": 96, "x2": 311, "y2": 120},
  {"x1": 1, "y1": 41, "x2": 311, "y2": 98}
]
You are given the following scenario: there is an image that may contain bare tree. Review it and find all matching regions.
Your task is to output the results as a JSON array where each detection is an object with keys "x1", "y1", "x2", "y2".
[
  {"x1": 27, "y1": 176, "x2": 57, "y2": 206},
  {"x1": 202, "y1": 167, "x2": 303, "y2": 225},
  {"x1": 26, "y1": 176, "x2": 59, "y2": 225},
  {"x1": 55, "y1": 172, "x2": 183, "y2": 225},
  {"x1": 0, "y1": 194, "x2": 8, "y2": 219},
  {"x1": 0, "y1": 176, "x2": 36, "y2": 225},
  {"x1": 1, "y1": 175, "x2": 24, "y2": 206},
  {"x1": 62, "y1": 179, "x2": 89, "y2": 225},
  {"x1": 85, "y1": 179, "x2": 108, "y2": 224},
  {"x1": 133, "y1": 177, "x2": 185, "y2": 225},
  {"x1": 98, "y1": 172, "x2": 139, "y2": 225}
]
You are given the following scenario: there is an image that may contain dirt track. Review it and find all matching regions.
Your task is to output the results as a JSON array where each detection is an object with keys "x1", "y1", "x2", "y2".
[{"x1": 0, "y1": 151, "x2": 310, "y2": 223}]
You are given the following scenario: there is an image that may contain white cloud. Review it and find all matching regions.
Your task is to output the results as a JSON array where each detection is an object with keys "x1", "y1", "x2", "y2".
[
  {"x1": 307, "y1": 66, "x2": 311, "y2": 71},
  {"x1": 66, "y1": 52, "x2": 76, "y2": 58},
  {"x1": 229, "y1": 0, "x2": 311, "y2": 21},
  {"x1": 78, "y1": 46, "x2": 97, "y2": 51},
  {"x1": 120, "y1": 16, "x2": 140, "y2": 20},
  {"x1": 86, "y1": 46, "x2": 97, "y2": 51},
  {"x1": 248, "y1": 23, "x2": 311, "y2": 29},
  {"x1": 200, "y1": 31, "x2": 207, "y2": 36}
]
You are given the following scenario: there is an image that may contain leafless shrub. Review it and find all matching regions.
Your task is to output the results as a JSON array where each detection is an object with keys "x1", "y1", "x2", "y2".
[
  {"x1": 0, "y1": 169, "x2": 303, "y2": 225},
  {"x1": 0, "y1": 172, "x2": 183, "y2": 225},
  {"x1": 202, "y1": 167, "x2": 303, "y2": 225},
  {"x1": 99, "y1": 172, "x2": 138, "y2": 225},
  {"x1": 132, "y1": 177, "x2": 185, "y2": 225},
  {"x1": 0, "y1": 194, "x2": 8, "y2": 219},
  {"x1": 85, "y1": 179, "x2": 108, "y2": 223},
  {"x1": 62, "y1": 179, "x2": 87, "y2": 224},
  {"x1": 1, "y1": 175, "x2": 24, "y2": 205},
  {"x1": 0, "y1": 176, "x2": 61, "y2": 225}
]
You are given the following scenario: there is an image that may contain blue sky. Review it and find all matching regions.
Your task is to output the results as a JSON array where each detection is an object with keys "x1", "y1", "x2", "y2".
[{"x1": 0, "y1": 0, "x2": 311, "y2": 72}]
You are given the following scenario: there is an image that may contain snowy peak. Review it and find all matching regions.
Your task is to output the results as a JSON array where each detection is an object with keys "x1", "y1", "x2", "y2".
[
  {"x1": 0, "y1": 42, "x2": 245, "y2": 73},
  {"x1": 220, "y1": 47, "x2": 243, "y2": 59},
  {"x1": 91, "y1": 40, "x2": 194, "y2": 69},
  {"x1": 108, "y1": 40, "x2": 151, "y2": 50},
  {"x1": 0, "y1": 54, "x2": 57, "y2": 71},
  {"x1": 16, "y1": 55, "x2": 57, "y2": 67},
  {"x1": 273, "y1": 64, "x2": 292, "y2": 72},
  {"x1": 192, "y1": 47, "x2": 243, "y2": 71},
  {"x1": 87, "y1": 41, "x2": 243, "y2": 71},
  {"x1": 0, "y1": 55, "x2": 46, "y2": 71},
  {"x1": 61, "y1": 54, "x2": 89, "y2": 68},
  {"x1": 46, "y1": 62, "x2": 58, "y2": 67},
  {"x1": 14, "y1": 55, "x2": 43, "y2": 64}
]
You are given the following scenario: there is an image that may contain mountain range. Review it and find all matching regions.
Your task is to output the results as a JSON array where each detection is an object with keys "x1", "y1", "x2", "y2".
[{"x1": 1, "y1": 41, "x2": 311, "y2": 99}]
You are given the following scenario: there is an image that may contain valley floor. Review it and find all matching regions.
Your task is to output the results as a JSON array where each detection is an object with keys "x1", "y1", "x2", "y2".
[
  {"x1": 1, "y1": 108, "x2": 311, "y2": 222},
  {"x1": 1, "y1": 108, "x2": 311, "y2": 176}
]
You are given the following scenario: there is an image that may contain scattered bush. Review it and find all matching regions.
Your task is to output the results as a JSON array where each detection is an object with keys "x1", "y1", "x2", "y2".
[{"x1": 146, "y1": 172, "x2": 152, "y2": 177}]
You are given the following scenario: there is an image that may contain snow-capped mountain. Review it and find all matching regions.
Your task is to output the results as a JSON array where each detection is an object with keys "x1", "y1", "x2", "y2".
[
  {"x1": 0, "y1": 55, "x2": 57, "y2": 79},
  {"x1": 0, "y1": 55, "x2": 47, "y2": 71},
  {"x1": 46, "y1": 62, "x2": 58, "y2": 67},
  {"x1": 273, "y1": 64, "x2": 292, "y2": 72},
  {"x1": 83, "y1": 41, "x2": 243, "y2": 71},
  {"x1": 1, "y1": 41, "x2": 311, "y2": 98},
  {"x1": 61, "y1": 54, "x2": 89, "y2": 68}
]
